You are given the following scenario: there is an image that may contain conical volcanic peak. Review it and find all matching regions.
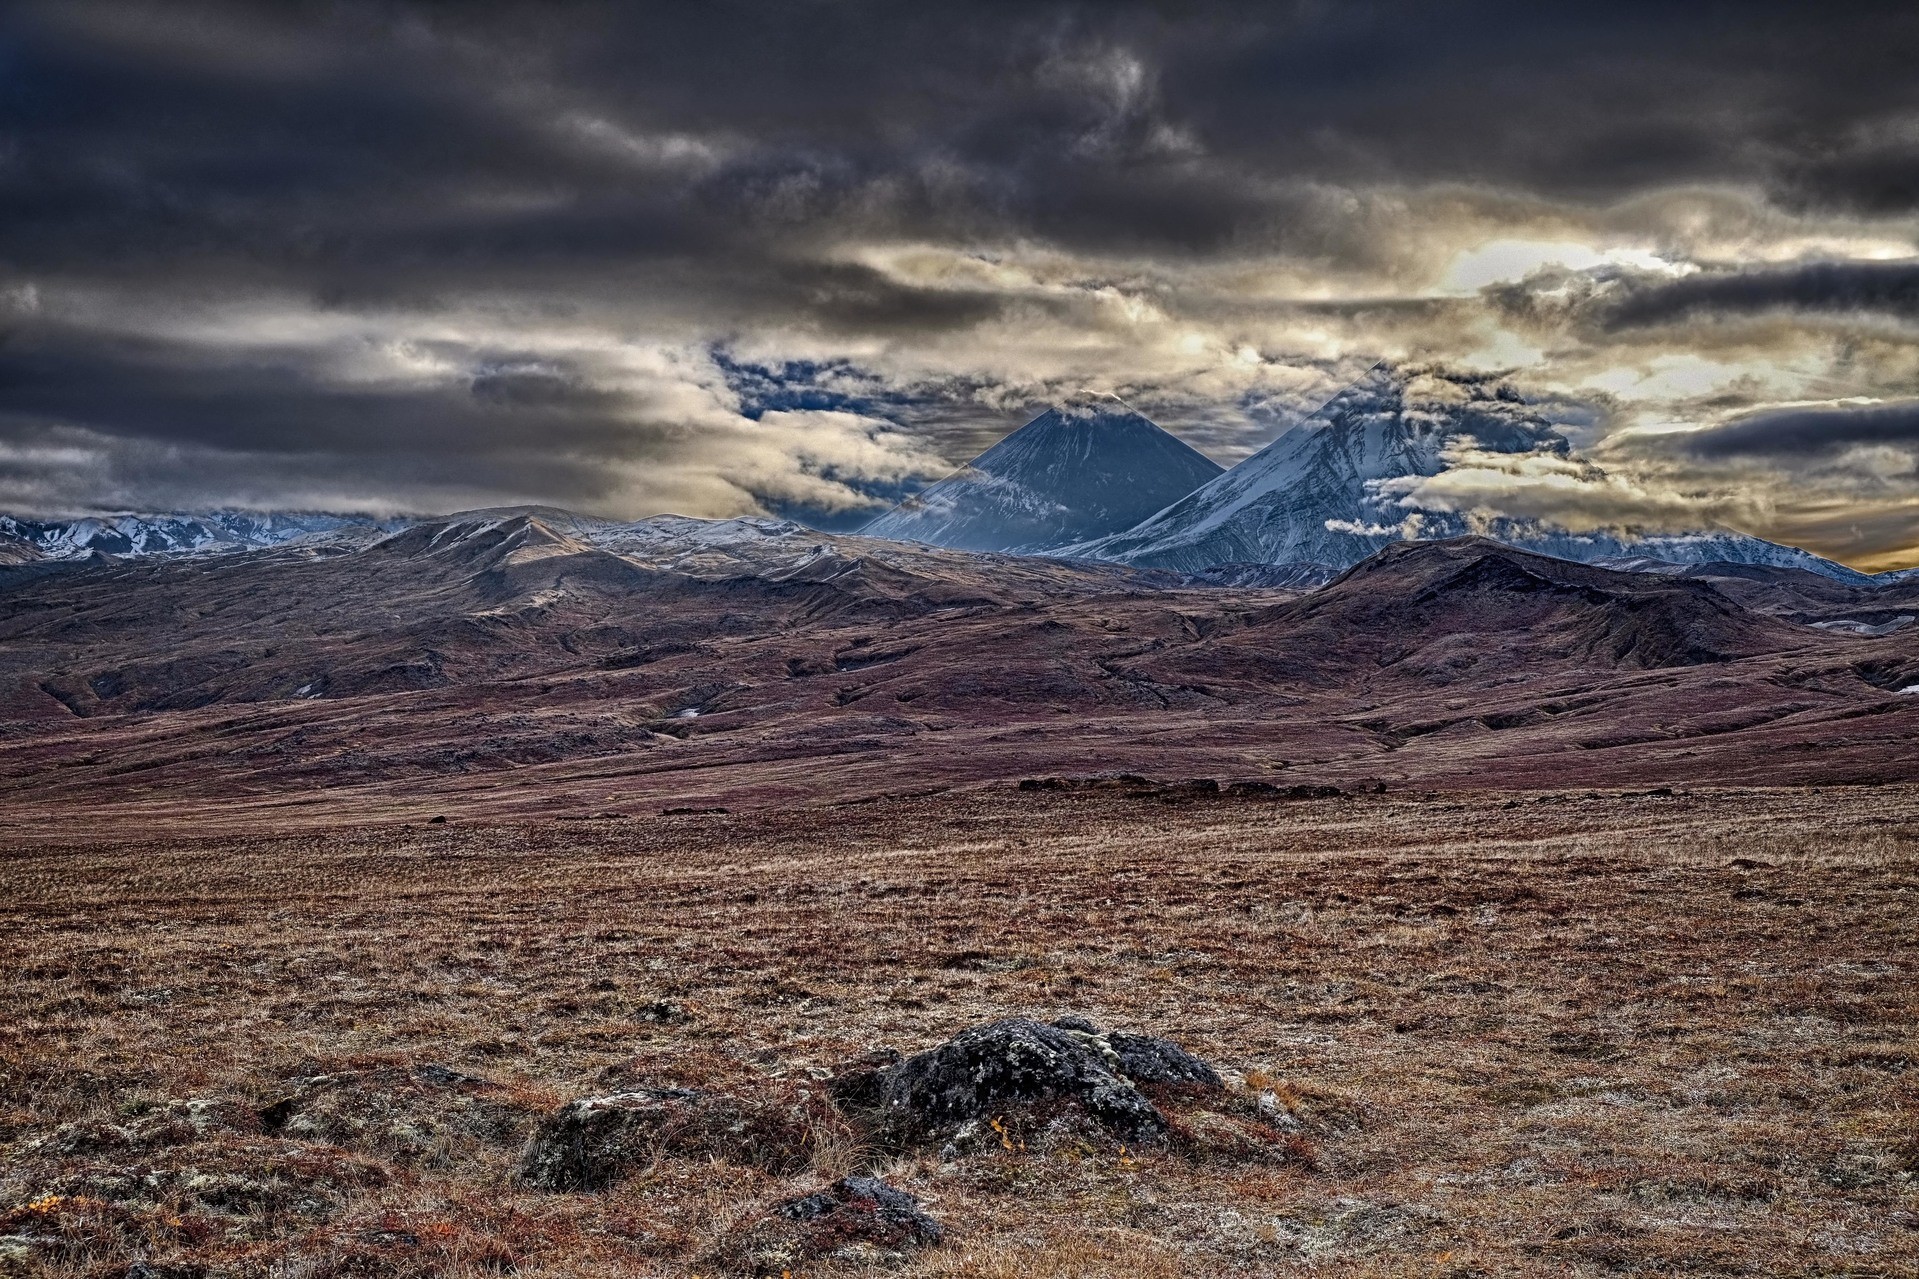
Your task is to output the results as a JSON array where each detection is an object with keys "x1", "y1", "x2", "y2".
[
  {"x1": 1064, "y1": 364, "x2": 1863, "y2": 581},
  {"x1": 859, "y1": 401, "x2": 1223, "y2": 554},
  {"x1": 1060, "y1": 364, "x2": 1561, "y2": 571}
]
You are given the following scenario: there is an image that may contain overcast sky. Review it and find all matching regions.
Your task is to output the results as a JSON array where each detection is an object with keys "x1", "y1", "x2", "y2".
[{"x1": 3, "y1": 1, "x2": 1918, "y2": 568}]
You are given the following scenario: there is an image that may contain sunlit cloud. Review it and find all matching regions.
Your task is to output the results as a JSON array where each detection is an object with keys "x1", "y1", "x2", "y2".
[{"x1": 1436, "y1": 239, "x2": 1686, "y2": 294}]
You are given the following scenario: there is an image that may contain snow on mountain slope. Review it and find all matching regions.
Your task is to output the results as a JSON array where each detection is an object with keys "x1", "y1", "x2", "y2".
[
  {"x1": 1575, "y1": 534, "x2": 1871, "y2": 583},
  {"x1": 1059, "y1": 366, "x2": 1476, "y2": 570},
  {"x1": 0, "y1": 511, "x2": 392, "y2": 560},
  {"x1": 1063, "y1": 365, "x2": 1866, "y2": 582},
  {"x1": 859, "y1": 394, "x2": 1223, "y2": 553},
  {"x1": 0, "y1": 531, "x2": 41, "y2": 566}
]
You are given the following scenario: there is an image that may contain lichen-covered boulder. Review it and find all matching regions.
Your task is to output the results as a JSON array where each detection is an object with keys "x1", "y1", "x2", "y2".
[
  {"x1": 719, "y1": 1176, "x2": 942, "y2": 1273},
  {"x1": 862, "y1": 1017, "x2": 1170, "y2": 1148},
  {"x1": 519, "y1": 1090, "x2": 689, "y2": 1190},
  {"x1": 1106, "y1": 1029, "x2": 1224, "y2": 1089}
]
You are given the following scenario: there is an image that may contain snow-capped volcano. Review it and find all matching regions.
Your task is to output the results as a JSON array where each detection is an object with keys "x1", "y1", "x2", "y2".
[
  {"x1": 859, "y1": 394, "x2": 1224, "y2": 553},
  {"x1": 1063, "y1": 366, "x2": 1867, "y2": 582}
]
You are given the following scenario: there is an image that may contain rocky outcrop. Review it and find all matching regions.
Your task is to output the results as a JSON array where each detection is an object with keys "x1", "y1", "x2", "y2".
[
  {"x1": 521, "y1": 1015, "x2": 1262, "y2": 1200},
  {"x1": 842, "y1": 1016, "x2": 1221, "y2": 1151}
]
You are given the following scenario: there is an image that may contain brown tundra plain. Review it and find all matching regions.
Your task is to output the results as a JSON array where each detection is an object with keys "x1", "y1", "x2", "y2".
[{"x1": 3, "y1": 784, "x2": 1915, "y2": 1278}]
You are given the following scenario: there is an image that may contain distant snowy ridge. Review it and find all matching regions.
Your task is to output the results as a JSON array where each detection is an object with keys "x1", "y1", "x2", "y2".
[
  {"x1": 1061, "y1": 365, "x2": 1873, "y2": 584},
  {"x1": 860, "y1": 394, "x2": 1223, "y2": 553},
  {"x1": 0, "y1": 511, "x2": 398, "y2": 560}
]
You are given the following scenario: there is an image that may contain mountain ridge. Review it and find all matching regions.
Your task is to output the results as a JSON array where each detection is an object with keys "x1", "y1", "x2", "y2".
[
  {"x1": 0, "y1": 524, "x2": 1913, "y2": 826},
  {"x1": 1059, "y1": 366, "x2": 1870, "y2": 583},
  {"x1": 859, "y1": 394, "x2": 1224, "y2": 552}
]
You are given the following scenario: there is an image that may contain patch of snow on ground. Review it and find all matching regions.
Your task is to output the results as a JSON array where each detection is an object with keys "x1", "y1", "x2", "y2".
[{"x1": 1812, "y1": 615, "x2": 1915, "y2": 636}]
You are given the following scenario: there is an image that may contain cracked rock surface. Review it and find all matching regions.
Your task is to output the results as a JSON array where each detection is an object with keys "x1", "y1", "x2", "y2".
[{"x1": 851, "y1": 1015, "x2": 1221, "y2": 1150}]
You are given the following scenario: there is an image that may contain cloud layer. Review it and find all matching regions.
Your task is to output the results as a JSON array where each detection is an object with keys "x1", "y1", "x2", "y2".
[{"x1": 1, "y1": 1, "x2": 1917, "y2": 566}]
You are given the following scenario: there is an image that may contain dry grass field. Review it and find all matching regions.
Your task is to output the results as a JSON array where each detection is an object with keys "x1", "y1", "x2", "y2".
[{"x1": 3, "y1": 785, "x2": 1916, "y2": 1277}]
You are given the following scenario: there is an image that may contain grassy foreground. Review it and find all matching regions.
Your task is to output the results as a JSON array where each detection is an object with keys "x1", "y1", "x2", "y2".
[{"x1": 3, "y1": 786, "x2": 1915, "y2": 1277}]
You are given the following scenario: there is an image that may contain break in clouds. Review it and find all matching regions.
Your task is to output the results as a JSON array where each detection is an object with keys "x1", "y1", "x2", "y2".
[{"x1": 2, "y1": 1, "x2": 1918, "y2": 568}]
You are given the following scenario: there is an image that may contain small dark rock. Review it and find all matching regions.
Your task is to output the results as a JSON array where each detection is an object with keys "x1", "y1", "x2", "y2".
[
  {"x1": 1051, "y1": 1014, "x2": 1100, "y2": 1034},
  {"x1": 412, "y1": 1062, "x2": 487, "y2": 1089},
  {"x1": 723, "y1": 1176, "x2": 942, "y2": 1272},
  {"x1": 779, "y1": 1176, "x2": 941, "y2": 1239},
  {"x1": 426, "y1": 815, "x2": 447, "y2": 825},
  {"x1": 258, "y1": 1096, "x2": 298, "y2": 1131},
  {"x1": 637, "y1": 999, "x2": 690, "y2": 1024}
]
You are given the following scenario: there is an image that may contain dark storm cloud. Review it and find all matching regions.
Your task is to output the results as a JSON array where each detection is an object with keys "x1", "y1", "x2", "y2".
[
  {"x1": 11, "y1": 0, "x2": 1919, "y2": 280},
  {"x1": 1603, "y1": 262, "x2": 1919, "y2": 329},
  {"x1": 1678, "y1": 399, "x2": 1919, "y2": 461},
  {"x1": 0, "y1": 331, "x2": 668, "y2": 519},
  {"x1": 0, "y1": 323, "x2": 637, "y2": 458},
  {"x1": 1773, "y1": 130, "x2": 1919, "y2": 218},
  {"x1": 1156, "y1": 1, "x2": 1919, "y2": 207}
]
